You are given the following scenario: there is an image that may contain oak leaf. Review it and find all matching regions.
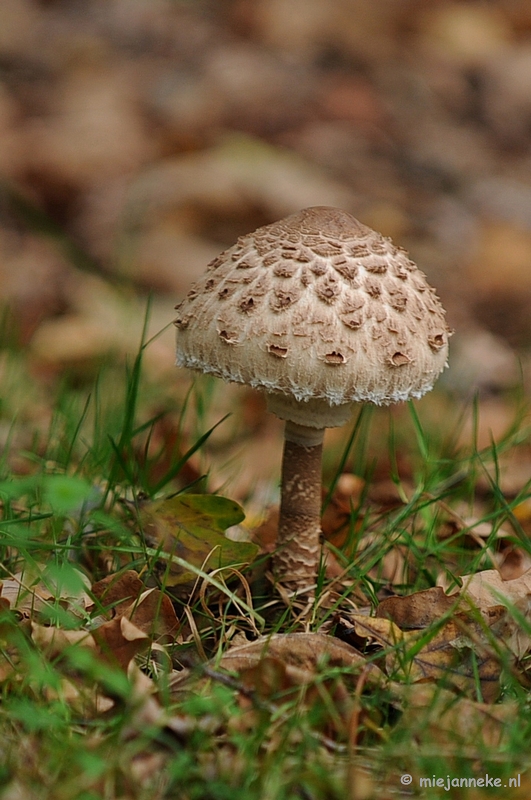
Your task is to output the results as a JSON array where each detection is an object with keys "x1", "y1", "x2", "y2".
[{"x1": 139, "y1": 494, "x2": 257, "y2": 589}]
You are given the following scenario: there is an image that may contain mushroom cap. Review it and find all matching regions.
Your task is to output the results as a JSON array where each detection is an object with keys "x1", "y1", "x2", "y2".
[{"x1": 175, "y1": 207, "x2": 450, "y2": 428}]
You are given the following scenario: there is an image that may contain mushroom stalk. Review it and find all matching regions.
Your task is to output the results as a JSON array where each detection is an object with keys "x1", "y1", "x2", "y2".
[{"x1": 273, "y1": 421, "x2": 324, "y2": 591}]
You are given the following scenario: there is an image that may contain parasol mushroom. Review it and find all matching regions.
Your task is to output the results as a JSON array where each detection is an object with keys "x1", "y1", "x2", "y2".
[{"x1": 175, "y1": 207, "x2": 450, "y2": 594}]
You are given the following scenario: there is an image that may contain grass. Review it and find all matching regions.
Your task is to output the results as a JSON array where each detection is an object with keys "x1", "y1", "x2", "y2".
[{"x1": 1, "y1": 317, "x2": 531, "y2": 799}]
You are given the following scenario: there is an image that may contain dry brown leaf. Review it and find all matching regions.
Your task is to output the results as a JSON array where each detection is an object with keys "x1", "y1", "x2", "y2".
[
  {"x1": 342, "y1": 614, "x2": 403, "y2": 650},
  {"x1": 1, "y1": 576, "x2": 46, "y2": 616},
  {"x1": 170, "y1": 632, "x2": 384, "y2": 696},
  {"x1": 392, "y1": 682, "x2": 518, "y2": 752},
  {"x1": 512, "y1": 496, "x2": 531, "y2": 524},
  {"x1": 1, "y1": 569, "x2": 91, "y2": 618},
  {"x1": 218, "y1": 632, "x2": 376, "y2": 677},
  {"x1": 376, "y1": 587, "x2": 456, "y2": 628},
  {"x1": 30, "y1": 623, "x2": 122, "y2": 714},
  {"x1": 92, "y1": 615, "x2": 150, "y2": 670},
  {"x1": 458, "y1": 567, "x2": 531, "y2": 607},
  {"x1": 343, "y1": 612, "x2": 501, "y2": 701},
  {"x1": 406, "y1": 618, "x2": 501, "y2": 701},
  {"x1": 454, "y1": 568, "x2": 531, "y2": 658},
  {"x1": 368, "y1": 567, "x2": 531, "y2": 698},
  {"x1": 0, "y1": 596, "x2": 11, "y2": 618},
  {"x1": 436, "y1": 505, "x2": 514, "y2": 553},
  {"x1": 122, "y1": 588, "x2": 180, "y2": 641},
  {"x1": 170, "y1": 632, "x2": 383, "y2": 747},
  {"x1": 127, "y1": 662, "x2": 158, "y2": 703},
  {"x1": 43, "y1": 676, "x2": 81, "y2": 704},
  {"x1": 43, "y1": 676, "x2": 115, "y2": 716},
  {"x1": 31, "y1": 623, "x2": 96, "y2": 657},
  {"x1": 90, "y1": 570, "x2": 145, "y2": 618},
  {"x1": 238, "y1": 655, "x2": 302, "y2": 697},
  {"x1": 0, "y1": 650, "x2": 18, "y2": 683},
  {"x1": 234, "y1": 653, "x2": 356, "y2": 743},
  {"x1": 91, "y1": 571, "x2": 180, "y2": 640},
  {"x1": 367, "y1": 478, "x2": 414, "y2": 508},
  {"x1": 497, "y1": 542, "x2": 531, "y2": 581}
]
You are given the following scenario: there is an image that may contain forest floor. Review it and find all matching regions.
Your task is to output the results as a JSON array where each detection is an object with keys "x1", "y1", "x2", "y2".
[{"x1": 3, "y1": 1, "x2": 531, "y2": 798}]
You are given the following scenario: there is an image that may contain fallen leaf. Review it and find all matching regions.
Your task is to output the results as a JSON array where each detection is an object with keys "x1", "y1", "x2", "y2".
[
  {"x1": 342, "y1": 612, "x2": 501, "y2": 701},
  {"x1": 139, "y1": 494, "x2": 257, "y2": 588},
  {"x1": 376, "y1": 587, "x2": 456, "y2": 628},
  {"x1": 1, "y1": 567, "x2": 91, "y2": 618},
  {"x1": 219, "y1": 632, "x2": 374, "y2": 676},
  {"x1": 454, "y1": 568, "x2": 531, "y2": 658},
  {"x1": 90, "y1": 570, "x2": 144, "y2": 618},
  {"x1": 497, "y1": 541, "x2": 531, "y2": 581},
  {"x1": 235, "y1": 653, "x2": 355, "y2": 742},
  {"x1": 406, "y1": 618, "x2": 501, "y2": 701},
  {"x1": 170, "y1": 632, "x2": 384, "y2": 695},
  {"x1": 341, "y1": 614, "x2": 404, "y2": 652},
  {"x1": 457, "y1": 567, "x2": 531, "y2": 608},
  {"x1": 92, "y1": 616, "x2": 150, "y2": 670},
  {"x1": 121, "y1": 588, "x2": 180, "y2": 640},
  {"x1": 392, "y1": 682, "x2": 518, "y2": 752},
  {"x1": 169, "y1": 632, "x2": 384, "y2": 748},
  {"x1": 31, "y1": 623, "x2": 96, "y2": 656}
]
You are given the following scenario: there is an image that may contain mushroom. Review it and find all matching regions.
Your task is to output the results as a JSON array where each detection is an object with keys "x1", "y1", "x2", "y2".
[{"x1": 175, "y1": 207, "x2": 450, "y2": 594}]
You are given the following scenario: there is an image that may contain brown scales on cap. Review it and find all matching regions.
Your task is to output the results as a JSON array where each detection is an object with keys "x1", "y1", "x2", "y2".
[{"x1": 175, "y1": 207, "x2": 451, "y2": 594}]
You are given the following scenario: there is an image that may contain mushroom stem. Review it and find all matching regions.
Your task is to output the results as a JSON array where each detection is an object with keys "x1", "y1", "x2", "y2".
[{"x1": 273, "y1": 420, "x2": 325, "y2": 591}]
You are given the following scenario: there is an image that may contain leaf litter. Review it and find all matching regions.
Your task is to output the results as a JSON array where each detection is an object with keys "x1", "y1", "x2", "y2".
[{"x1": 3, "y1": 425, "x2": 531, "y2": 797}]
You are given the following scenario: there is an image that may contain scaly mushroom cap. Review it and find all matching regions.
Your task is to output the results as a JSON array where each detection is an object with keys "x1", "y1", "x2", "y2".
[{"x1": 175, "y1": 207, "x2": 450, "y2": 428}]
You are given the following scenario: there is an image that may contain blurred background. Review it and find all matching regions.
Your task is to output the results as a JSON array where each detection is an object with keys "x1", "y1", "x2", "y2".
[{"x1": 2, "y1": 0, "x2": 531, "y2": 502}]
